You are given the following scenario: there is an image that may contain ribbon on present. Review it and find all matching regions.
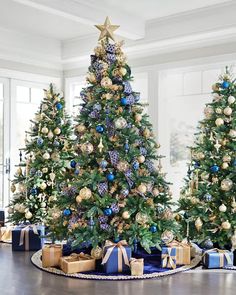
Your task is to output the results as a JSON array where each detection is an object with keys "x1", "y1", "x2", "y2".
[
  {"x1": 130, "y1": 258, "x2": 144, "y2": 276},
  {"x1": 168, "y1": 240, "x2": 190, "y2": 264},
  {"x1": 19, "y1": 225, "x2": 38, "y2": 250},
  {"x1": 65, "y1": 252, "x2": 92, "y2": 262},
  {"x1": 101, "y1": 240, "x2": 130, "y2": 272},
  {"x1": 162, "y1": 247, "x2": 176, "y2": 269},
  {"x1": 202, "y1": 248, "x2": 233, "y2": 267}
]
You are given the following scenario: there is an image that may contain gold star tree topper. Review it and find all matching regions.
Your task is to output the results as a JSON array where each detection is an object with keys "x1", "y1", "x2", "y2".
[{"x1": 95, "y1": 17, "x2": 119, "y2": 41}]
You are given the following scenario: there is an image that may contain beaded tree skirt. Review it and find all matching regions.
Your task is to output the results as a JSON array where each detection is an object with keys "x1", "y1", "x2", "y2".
[{"x1": 31, "y1": 250, "x2": 201, "y2": 280}]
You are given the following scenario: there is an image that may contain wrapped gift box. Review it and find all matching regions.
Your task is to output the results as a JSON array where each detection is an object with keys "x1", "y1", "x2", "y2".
[
  {"x1": 60, "y1": 253, "x2": 95, "y2": 274},
  {"x1": 102, "y1": 240, "x2": 131, "y2": 274},
  {"x1": 0, "y1": 226, "x2": 13, "y2": 242},
  {"x1": 0, "y1": 209, "x2": 5, "y2": 226},
  {"x1": 168, "y1": 241, "x2": 191, "y2": 265},
  {"x1": 42, "y1": 244, "x2": 62, "y2": 268},
  {"x1": 202, "y1": 249, "x2": 233, "y2": 269},
  {"x1": 130, "y1": 258, "x2": 144, "y2": 276},
  {"x1": 161, "y1": 246, "x2": 177, "y2": 269},
  {"x1": 12, "y1": 225, "x2": 45, "y2": 251}
]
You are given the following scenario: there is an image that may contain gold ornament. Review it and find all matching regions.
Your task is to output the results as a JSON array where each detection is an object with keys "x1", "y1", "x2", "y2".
[
  {"x1": 119, "y1": 67, "x2": 127, "y2": 76},
  {"x1": 214, "y1": 140, "x2": 221, "y2": 153},
  {"x1": 51, "y1": 152, "x2": 60, "y2": 161},
  {"x1": 195, "y1": 217, "x2": 203, "y2": 231},
  {"x1": 152, "y1": 187, "x2": 159, "y2": 196},
  {"x1": 117, "y1": 160, "x2": 129, "y2": 172},
  {"x1": 212, "y1": 176, "x2": 218, "y2": 183},
  {"x1": 17, "y1": 167, "x2": 23, "y2": 176},
  {"x1": 209, "y1": 215, "x2": 216, "y2": 222},
  {"x1": 114, "y1": 117, "x2": 127, "y2": 129},
  {"x1": 215, "y1": 107, "x2": 222, "y2": 114},
  {"x1": 161, "y1": 230, "x2": 174, "y2": 244},
  {"x1": 221, "y1": 178, "x2": 233, "y2": 191},
  {"x1": 47, "y1": 130, "x2": 54, "y2": 140},
  {"x1": 137, "y1": 183, "x2": 147, "y2": 194},
  {"x1": 49, "y1": 172, "x2": 56, "y2": 182},
  {"x1": 79, "y1": 187, "x2": 92, "y2": 199},
  {"x1": 7, "y1": 207, "x2": 13, "y2": 214},
  {"x1": 80, "y1": 142, "x2": 94, "y2": 154},
  {"x1": 135, "y1": 212, "x2": 149, "y2": 224},
  {"x1": 25, "y1": 211, "x2": 33, "y2": 219},
  {"x1": 221, "y1": 220, "x2": 231, "y2": 230},
  {"x1": 122, "y1": 211, "x2": 130, "y2": 219},
  {"x1": 43, "y1": 152, "x2": 50, "y2": 160},
  {"x1": 228, "y1": 95, "x2": 235, "y2": 104},
  {"x1": 101, "y1": 77, "x2": 112, "y2": 88},
  {"x1": 135, "y1": 113, "x2": 142, "y2": 123},
  {"x1": 91, "y1": 246, "x2": 103, "y2": 259},
  {"x1": 35, "y1": 113, "x2": 43, "y2": 121},
  {"x1": 76, "y1": 124, "x2": 86, "y2": 133},
  {"x1": 42, "y1": 167, "x2": 48, "y2": 173},
  {"x1": 223, "y1": 155, "x2": 231, "y2": 162},
  {"x1": 229, "y1": 129, "x2": 236, "y2": 138},
  {"x1": 18, "y1": 204, "x2": 26, "y2": 213},
  {"x1": 11, "y1": 183, "x2": 16, "y2": 193},
  {"x1": 204, "y1": 106, "x2": 214, "y2": 119},
  {"x1": 219, "y1": 204, "x2": 227, "y2": 212},
  {"x1": 54, "y1": 127, "x2": 61, "y2": 135},
  {"x1": 19, "y1": 184, "x2": 26, "y2": 193},
  {"x1": 222, "y1": 162, "x2": 229, "y2": 169},
  {"x1": 95, "y1": 16, "x2": 119, "y2": 42},
  {"x1": 76, "y1": 195, "x2": 83, "y2": 203},
  {"x1": 215, "y1": 118, "x2": 224, "y2": 126},
  {"x1": 40, "y1": 182, "x2": 47, "y2": 190},
  {"x1": 98, "y1": 138, "x2": 104, "y2": 153},
  {"x1": 143, "y1": 128, "x2": 151, "y2": 138},
  {"x1": 87, "y1": 73, "x2": 96, "y2": 83},
  {"x1": 223, "y1": 106, "x2": 232, "y2": 116},
  {"x1": 212, "y1": 83, "x2": 219, "y2": 91},
  {"x1": 137, "y1": 155, "x2": 145, "y2": 164},
  {"x1": 201, "y1": 172, "x2": 209, "y2": 180},
  {"x1": 41, "y1": 126, "x2": 49, "y2": 134},
  {"x1": 162, "y1": 208, "x2": 174, "y2": 220}
]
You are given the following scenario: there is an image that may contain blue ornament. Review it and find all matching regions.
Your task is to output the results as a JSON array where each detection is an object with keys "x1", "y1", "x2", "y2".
[
  {"x1": 222, "y1": 81, "x2": 230, "y2": 89},
  {"x1": 210, "y1": 164, "x2": 220, "y2": 173},
  {"x1": 37, "y1": 137, "x2": 43, "y2": 146},
  {"x1": 232, "y1": 159, "x2": 236, "y2": 166},
  {"x1": 36, "y1": 170, "x2": 43, "y2": 177},
  {"x1": 96, "y1": 125, "x2": 104, "y2": 133},
  {"x1": 203, "y1": 239, "x2": 213, "y2": 249},
  {"x1": 204, "y1": 193, "x2": 212, "y2": 202},
  {"x1": 114, "y1": 237, "x2": 120, "y2": 243},
  {"x1": 150, "y1": 225, "x2": 157, "y2": 233},
  {"x1": 194, "y1": 161, "x2": 200, "y2": 168},
  {"x1": 53, "y1": 140, "x2": 60, "y2": 147},
  {"x1": 63, "y1": 208, "x2": 72, "y2": 217},
  {"x1": 132, "y1": 161, "x2": 139, "y2": 170},
  {"x1": 74, "y1": 169, "x2": 80, "y2": 175},
  {"x1": 100, "y1": 160, "x2": 108, "y2": 169},
  {"x1": 124, "y1": 141, "x2": 129, "y2": 153},
  {"x1": 120, "y1": 97, "x2": 128, "y2": 106},
  {"x1": 121, "y1": 188, "x2": 129, "y2": 197},
  {"x1": 87, "y1": 217, "x2": 95, "y2": 227},
  {"x1": 107, "y1": 172, "x2": 115, "y2": 182},
  {"x1": 30, "y1": 188, "x2": 38, "y2": 196},
  {"x1": 29, "y1": 168, "x2": 36, "y2": 176},
  {"x1": 184, "y1": 212, "x2": 190, "y2": 219},
  {"x1": 70, "y1": 160, "x2": 76, "y2": 168},
  {"x1": 56, "y1": 102, "x2": 63, "y2": 110},
  {"x1": 103, "y1": 208, "x2": 112, "y2": 216}
]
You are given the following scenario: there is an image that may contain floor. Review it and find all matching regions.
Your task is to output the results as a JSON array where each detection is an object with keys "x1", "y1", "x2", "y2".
[{"x1": 0, "y1": 243, "x2": 235, "y2": 295}]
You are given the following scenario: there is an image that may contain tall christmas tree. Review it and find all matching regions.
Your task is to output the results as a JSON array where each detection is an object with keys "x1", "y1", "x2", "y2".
[
  {"x1": 178, "y1": 68, "x2": 236, "y2": 250},
  {"x1": 53, "y1": 17, "x2": 179, "y2": 252},
  {"x1": 8, "y1": 84, "x2": 74, "y2": 225}
]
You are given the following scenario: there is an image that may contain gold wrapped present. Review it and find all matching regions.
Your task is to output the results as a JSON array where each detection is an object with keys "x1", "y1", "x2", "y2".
[
  {"x1": 60, "y1": 253, "x2": 95, "y2": 274},
  {"x1": 42, "y1": 244, "x2": 62, "y2": 268},
  {"x1": 0, "y1": 226, "x2": 13, "y2": 242},
  {"x1": 130, "y1": 258, "x2": 144, "y2": 276},
  {"x1": 168, "y1": 240, "x2": 191, "y2": 265}
]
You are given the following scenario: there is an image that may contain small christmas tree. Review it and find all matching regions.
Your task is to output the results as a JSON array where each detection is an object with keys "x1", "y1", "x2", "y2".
[
  {"x1": 178, "y1": 67, "x2": 236, "y2": 250},
  {"x1": 54, "y1": 18, "x2": 179, "y2": 252},
  {"x1": 8, "y1": 84, "x2": 74, "y2": 226}
]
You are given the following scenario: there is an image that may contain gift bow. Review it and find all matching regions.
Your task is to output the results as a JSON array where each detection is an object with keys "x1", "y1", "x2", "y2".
[
  {"x1": 130, "y1": 258, "x2": 144, "y2": 265},
  {"x1": 19, "y1": 225, "x2": 39, "y2": 249},
  {"x1": 202, "y1": 248, "x2": 232, "y2": 267},
  {"x1": 65, "y1": 252, "x2": 92, "y2": 262},
  {"x1": 168, "y1": 240, "x2": 190, "y2": 248},
  {"x1": 101, "y1": 240, "x2": 130, "y2": 272},
  {"x1": 162, "y1": 248, "x2": 176, "y2": 269}
]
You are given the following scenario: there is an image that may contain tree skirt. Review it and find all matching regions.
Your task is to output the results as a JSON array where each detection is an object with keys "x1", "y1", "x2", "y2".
[{"x1": 31, "y1": 250, "x2": 201, "y2": 280}]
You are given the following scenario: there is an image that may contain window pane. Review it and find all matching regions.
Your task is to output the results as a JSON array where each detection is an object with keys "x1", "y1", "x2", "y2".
[
  {"x1": 74, "y1": 84, "x2": 83, "y2": 97},
  {"x1": 130, "y1": 72, "x2": 148, "y2": 103},
  {"x1": 31, "y1": 87, "x2": 44, "y2": 104},
  {"x1": 16, "y1": 86, "x2": 30, "y2": 103},
  {"x1": 0, "y1": 84, "x2": 3, "y2": 100}
]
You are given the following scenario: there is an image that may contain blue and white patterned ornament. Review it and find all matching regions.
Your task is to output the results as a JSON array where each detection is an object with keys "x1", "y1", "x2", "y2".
[
  {"x1": 109, "y1": 150, "x2": 119, "y2": 166},
  {"x1": 93, "y1": 103, "x2": 102, "y2": 111},
  {"x1": 63, "y1": 208, "x2": 72, "y2": 217},
  {"x1": 121, "y1": 188, "x2": 129, "y2": 197},
  {"x1": 123, "y1": 81, "x2": 132, "y2": 95},
  {"x1": 145, "y1": 159, "x2": 155, "y2": 173},
  {"x1": 98, "y1": 182, "x2": 108, "y2": 196},
  {"x1": 124, "y1": 169, "x2": 134, "y2": 188},
  {"x1": 87, "y1": 217, "x2": 95, "y2": 228},
  {"x1": 100, "y1": 223, "x2": 110, "y2": 231},
  {"x1": 132, "y1": 161, "x2": 139, "y2": 170},
  {"x1": 37, "y1": 137, "x2": 44, "y2": 146},
  {"x1": 56, "y1": 102, "x2": 63, "y2": 110},
  {"x1": 204, "y1": 193, "x2": 212, "y2": 202},
  {"x1": 105, "y1": 43, "x2": 116, "y2": 54},
  {"x1": 103, "y1": 208, "x2": 112, "y2": 216},
  {"x1": 107, "y1": 53, "x2": 116, "y2": 64},
  {"x1": 124, "y1": 140, "x2": 129, "y2": 153},
  {"x1": 134, "y1": 92, "x2": 140, "y2": 102},
  {"x1": 111, "y1": 203, "x2": 119, "y2": 213},
  {"x1": 98, "y1": 215, "x2": 108, "y2": 223},
  {"x1": 140, "y1": 147, "x2": 147, "y2": 156},
  {"x1": 89, "y1": 110, "x2": 99, "y2": 119},
  {"x1": 126, "y1": 94, "x2": 135, "y2": 105}
]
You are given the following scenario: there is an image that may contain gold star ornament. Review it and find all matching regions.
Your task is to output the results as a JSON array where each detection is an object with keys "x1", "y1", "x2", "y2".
[{"x1": 95, "y1": 17, "x2": 119, "y2": 41}]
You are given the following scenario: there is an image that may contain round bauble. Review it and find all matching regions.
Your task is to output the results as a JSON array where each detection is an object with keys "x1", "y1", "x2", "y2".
[
  {"x1": 25, "y1": 211, "x2": 33, "y2": 219},
  {"x1": 203, "y1": 239, "x2": 213, "y2": 249},
  {"x1": 120, "y1": 97, "x2": 128, "y2": 106},
  {"x1": 221, "y1": 81, "x2": 230, "y2": 89},
  {"x1": 195, "y1": 217, "x2": 203, "y2": 231},
  {"x1": 219, "y1": 204, "x2": 227, "y2": 212},
  {"x1": 18, "y1": 204, "x2": 26, "y2": 213},
  {"x1": 107, "y1": 172, "x2": 115, "y2": 182},
  {"x1": 101, "y1": 77, "x2": 112, "y2": 88},
  {"x1": 212, "y1": 83, "x2": 219, "y2": 91},
  {"x1": 137, "y1": 155, "x2": 145, "y2": 164},
  {"x1": 228, "y1": 95, "x2": 235, "y2": 104},
  {"x1": 201, "y1": 172, "x2": 209, "y2": 180},
  {"x1": 63, "y1": 208, "x2": 72, "y2": 217},
  {"x1": 91, "y1": 246, "x2": 103, "y2": 259},
  {"x1": 221, "y1": 220, "x2": 231, "y2": 230},
  {"x1": 210, "y1": 164, "x2": 220, "y2": 173},
  {"x1": 195, "y1": 152, "x2": 205, "y2": 160},
  {"x1": 204, "y1": 193, "x2": 212, "y2": 202},
  {"x1": 41, "y1": 126, "x2": 49, "y2": 134},
  {"x1": 229, "y1": 129, "x2": 236, "y2": 138},
  {"x1": 37, "y1": 137, "x2": 44, "y2": 146},
  {"x1": 152, "y1": 187, "x2": 159, "y2": 196},
  {"x1": 135, "y1": 212, "x2": 148, "y2": 224},
  {"x1": 137, "y1": 183, "x2": 147, "y2": 194},
  {"x1": 51, "y1": 153, "x2": 60, "y2": 161},
  {"x1": 43, "y1": 152, "x2": 50, "y2": 160},
  {"x1": 122, "y1": 211, "x2": 130, "y2": 219},
  {"x1": 55, "y1": 102, "x2": 63, "y2": 110},
  {"x1": 54, "y1": 127, "x2": 61, "y2": 135},
  {"x1": 223, "y1": 155, "x2": 231, "y2": 162},
  {"x1": 222, "y1": 162, "x2": 229, "y2": 169},
  {"x1": 30, "y1": 188, "x2": 38, "y2": 195},
  {"x1": 79, "y1": 187, "x2": 92, "y2": 199},
  {"x1": 40, "y1": 182, "x2": 47, "y2": 190},
  {"x1": 143, "y1": 128, "x2": 151, "y2": 138},
  {"x1": 223, "y1": 106, "x2": 232, "y2": 116},
  {"x1": 52, "y1": 210, "x2": 61, "y2": 219},
  {"x1": 121, "y1": 188, "x2": 129, "y2": 197},
  {"x1": 96, "y1": 125, "x2": 104, "y2": 133},
  {"x1": 47, "y1": 130, "x2": 54, "y2": 140},
  {"x1": 150, "y1": 225, "x2": 157, "y2": 233},
  {"x1": 100, "y1": 159, "x2": 108, "y2": 169},
  {"x1": 41, "y1": 202, "x2": 47, "y2": 208},
  {"x1": 221, "y1": 178, "x2": 233, "y2": 191},
  {"x1": 215, "y1": 107, "x2": 222, "y2": 114},
  {"x1": 42, "y1": 167, "x2": 48, "y2": 173},
  {"x1": 76, "y1": 195, "x2": 83, "y2": 203},
  {"x1": 7, "y1": 207, "x2": 13, "y2": 214},
  {"x1": 204, "y1": 106, "x2": 214, "y2": 119},
  {"x1": 80, "y1": 142, "x2": 94, "y2": 154},
  {"x1": 117, "y1": 160, "x2": 129, "y2": 172},
  {"x1": 215, "y1": 118, "x2": 224, "y2": 126},
  {"x1": 76, "y1": 124, "x2": 86, "y2": 133},
  {"x1": 119, "y1": 67, "x2": 127, "y2": 76},
  {"x1": 135, "y1": 114, "x2": 142, "y2": 123},
  {"x1": 87, "y1": 73, "x2": 96, "y2": 83},
  {"x1": 132, "y1": 161, "x2": 139, "y2": 170},
  {"x1": 70, "y1": 160, "x2": 77, "y2": 168},
  {"x1": 161, "y1": 230, "x2": 174, "y2": 244},
  {"x1": 114, "y1": 117, "x2": 127, "y2": 129},
  {"x1": 103, "y1": 208, "x2": 112, "y2": 216}
]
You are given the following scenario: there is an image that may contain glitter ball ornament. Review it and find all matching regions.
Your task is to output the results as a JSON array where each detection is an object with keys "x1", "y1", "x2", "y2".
[
  {"x1": 25, "y1": 211, "x2": 33, "y2": 219},
  {"x1": 228, "y1": 95, "x2": 235, "y2": 104},
  {"x1": 229, "y1": 129, "x2": 236, "y2": 138},
  {"x1": 53, "y1": 140, "x2": 60, "y2": 147},
  {"x1": 101, "y1": 77, "x2": 112, "y2": 88},
  {"x1": 56, "y1": 102, "x2": 63, "y2": 110},
  {"x1": 161, "y1": 230, "x2": 174, "y2": 244},
  {"x1": 221, "y1": 220, "x2": 231, "y2": 230},
  {"x1": 219, "y1": 204, "x2": 227, "y2": 212},
  {"x1": 221, "y1": 178, "x2": 233, "y2": 191},
  {"x1": 91, "y1": 246, "x2": 103, "y2": 259},
  {"x1": 76, "y1": 195, "x2": 82, "y2": 203},
  {"x1": 79, "y1": 187, "x2": 92, "y2": 199},
  {"x1": 41, "y1": 126, "x2": 49, "y2": 134},
  {"x1": 114, "y1": 117, "x2": 127, "y2": 129},
  {"x1": 43, "y1": 152, "x2": 50, "y2": 160},
  {"x1": 54, "y1": 127, "x2": 61, "y2": 135},
  {"x1": 223, "y1": 106, "x2": 232, "y2": 116},
  {"x1": 122, "y1": 211, "x2": 130, "y2": 219},
  {"x1": 80, "y1": 142, "x2": 94, "y2": 154},
  {"x1": 51, "y1": 153, "x2": 59, "y2": 161},
  {"x1": 76, "y1": 124, "x2": 86, "y2": 133},
  {"x1": 195, "y1": 217, "x2": 203, "y2": 231},
  {"x1": 143, "y1": 128, "x2": 151, "y2": 138},
  {"x1": 137, "y1": 183, "x2": 147, "y2": 194},
  {"x1": 117, "y1": 160, "x2": 129, "y2": 172},
  {"x1": 215, "y1": 118, "x2": 224, "y2": 126},
  {"x1": 135, "y1": 212, "x2": 148, "y2": 224}
]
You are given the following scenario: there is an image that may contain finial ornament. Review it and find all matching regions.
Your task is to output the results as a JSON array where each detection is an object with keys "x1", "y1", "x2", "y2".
[{"x1": 95, "y1": 16, "x2": 119, "y2": 41}]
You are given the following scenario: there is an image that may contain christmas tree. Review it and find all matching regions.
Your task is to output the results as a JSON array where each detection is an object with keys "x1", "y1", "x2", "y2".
[
  {"x1": 8, "y1": 84, "x2": 74, "y2": 226},
  {"x1": 54, "y1": 17, "x2": 179, "y2": 253},
  {"x1": 178, "y1": 68, "x2": 236, "y2": 250}
]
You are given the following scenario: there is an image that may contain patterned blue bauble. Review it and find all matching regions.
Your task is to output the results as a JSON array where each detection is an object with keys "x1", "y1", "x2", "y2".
[
  {"x1": 53, "y1": 140, "x2": 60, "y2": 147},
  {"x1": 100, "y1": 160, "x2": 108, "y2": 169},
  {"x1": 221, "y1": 81, "x2": 230, "y2": 89},
  {"x1": 30, "y1": 188, "x2": 38, "y2": 196},
  {"x1": 96, "y1": 125, "x2": 104, "y2": 133},
  {"x1": 194, "y1": 161, "x2": 200, "y2": 168},
  {"x1": 36, "y1": 170, "x2": 43, "y2": 178},
  {"x1": 29, "y1": 168, "x2": 36, "y2": 176},
  {"x1": 120, "y1": 97, "x2": 128, "y2": 106},
  {"x1": 37, "y1": 137, "x2": 43, "y2": 146},
  {"x1": 204, "y1": 193, "x2": 212, "y2": 202},
  {"x1": 203, "y1": 239, "x2": 213, "y2": 249},
  {"x1": 74, "y1": 169, "x2": 80, "y2": 175},
  {"x1": 111, "y1": 203, "x2": 119, "y2": 213},
  {"x1": 121, "y1": 188, "x2": 129, "y2": 197},
  {"x1": 56, "y1": 102, "x2": 63, "y2": 110},
  {"x1": 150, "y1": 225, "x2": 157, "y2": 233},
  {"x1": 210, "y1": 164, "x2": 220, "y2": 173},
  {"x1": 107, "y1": 172, "x2": 115, "y2": 182},
  {"x1": 63, "y1": 208, "x2": 72, "y2": 217},
  {"x1": 132, "y1": 161, "x2": 139, "y2": 170},
  {"x1": 70, "y1": 160, "x2": 77, "y2": 168},
  {"x1": 103, "y1": 208, "x2": 112, "y2": 216}
]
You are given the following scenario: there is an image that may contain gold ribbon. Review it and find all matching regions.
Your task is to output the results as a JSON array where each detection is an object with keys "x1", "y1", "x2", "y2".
[
  {"x1": 19, "y1": 225, "x2": 38, "y2": 250},
  {"x1": 168, "y1": 240, "x2": 190, "y2": 264},
  {"x1": 162, "y1": 247, "x2": 176, "y2": 269},
  {"x1": 101, "y1": 240, "x2": 130, "y2": 272},
  {"x1": 64, "y1": 252, "x2": 92, "y2": 262},
  {"x1": 202, "y1": 248, "x2": 232, "y2": 267}
]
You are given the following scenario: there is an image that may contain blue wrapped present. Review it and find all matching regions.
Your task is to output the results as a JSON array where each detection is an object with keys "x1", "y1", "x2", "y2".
[
  {"x1": 0, "y1": 209, "x2": 5, "y2": 226},
  {"x1": 102, "y1": 240, "x2": 131, "y2": 274},
  {"x1": 12, "y1": 225, "x2": 45, "y2": 251},
  {"x1": 161, "y1": 246, "x2": 177, "y2": 269},
  {"x1": 202, "y1": 248, "x2": 233, "y2": 269}
]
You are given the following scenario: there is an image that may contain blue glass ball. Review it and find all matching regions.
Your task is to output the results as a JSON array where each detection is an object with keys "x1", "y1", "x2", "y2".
[
  {"x1": 30, "y1": 188, "x2": 38, "y2": 195},
  {"x1": 107, "y1": 172, "x2": 115, "y2": 182},
  {"x1": 53, "y1": 140, "x2": 60, "y2": 147},
  {"x1": 103, "y1": 208, "x2": 112, "y2": 216},
  {"x1": 36, "y1": 170, "x2": 43, "y2": 177},
  {"x1": 100, "y1": 160, "x2": 108, "y2": 169},
  {"x1": 120, "y1": 97, "x2": 128, "y2": 106},
  {"x1": 96, "y1": 125, "x2": 104, "y2": 133},
  {"x1": 37, "y1": 137, "x2": 43, "y2": 146},
  {"x1": 204, "y1": 193, "x2": 212, "y2": 202},
  {"x1": 210, "y1": 164, "x2": 220, "y2": 173},
  {"x1": 63, "y1": 208, "x2": 72, "y2": 217},
  {"x1": 56, "y1": 102, "x2": 63, "y2": 110},
  {"x1": 70, "y1": 160, "x2": 77, "y2": 168},
  {"x1": 150, "y1": 225, "x2": 157, "y2": 233},
  {"x1": 222, "y1": 81, "x2": 230, "y2": 89},
  {"x1": 132, "y1": 161, "x2": 139, "y2": 170}
]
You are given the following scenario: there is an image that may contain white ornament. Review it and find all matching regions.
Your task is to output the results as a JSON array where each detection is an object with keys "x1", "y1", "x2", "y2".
[
  {"x1": 47, "y1": 130, "x2": 54, "y2": 140},
  {"x1": 40, "y1": 182, "x2": 47, "y2": 190},
  {"x1": 229, "y1": 129, "x2": 236, "y2": 138},
  {"x1": 221, "y1": 178, "x2": 233, "y2": 191},
  {"x1": 7, "y1": 207, "x2": 14, "y2": 214},
  {"x1": 49, "y1": 172, "x2": 56, "y2": 181},
  {"x1": 222, "y1": 162, "x2": 229, "y2": 169},
  {"x1": 219, "y1": 204, "x2": 227, "y2": 212},
  {"x1": 223, "y1": 106, "x2": 232, "y2": 116},
  {"x1": 114, "y1": 117, "x2": 127, "y2": 129},
  {"x1": 204, "y1": 106, "x2": 214, "y2": 119},
  {"x1": 221, "y1": 220, "x2": 231, "y2": 230},
  {"x1": 43, "y1": 152, "x2": 50, "y2": 160},
  {"x1": 41, "y1": 126, "x2": 49, "y2": 134},
  {"x1": 42, "y1": 104, "x2": 48, "y2": 111},
  {"x1": 215, "y1": 118, "x2": 224, "y2": 126},
  {"x1": 14, "y1": 204, "x2": 21, "y2": 211},
  {"x1": 215, "y1": 108, "x2": 222, "y2": 114},
  {"x1": 54, "y1": 127, "x2": 61, "y2": 135},
  {"x1": 41, "y1": 202, "x2": 47, "y2": 208},
  {"x1": 25, "y1": 211, "x2": 33, "y2": 219},
  {"x1": 228, "y1": 96, "x2": 235, "y2": 104}
]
